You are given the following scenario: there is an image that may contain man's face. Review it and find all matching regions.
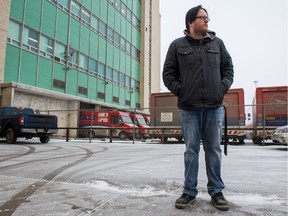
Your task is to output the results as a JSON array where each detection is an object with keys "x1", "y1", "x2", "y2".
[{"x1": 189, "y1": 9, "x2": 209, "y2": 35}]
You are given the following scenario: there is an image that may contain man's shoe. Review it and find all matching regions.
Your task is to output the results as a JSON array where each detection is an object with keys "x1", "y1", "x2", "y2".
[
  {"x1": 211, "y1": 192, "x2": 230, "y2": 211},
  {"x1": 175, "y1": 193, "x2": 195, "y2": 209}
]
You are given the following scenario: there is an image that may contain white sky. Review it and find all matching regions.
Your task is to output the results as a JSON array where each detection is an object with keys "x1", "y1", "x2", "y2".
[{"x1": 159, "y1": 0, "x2": 288, "y2": 106}]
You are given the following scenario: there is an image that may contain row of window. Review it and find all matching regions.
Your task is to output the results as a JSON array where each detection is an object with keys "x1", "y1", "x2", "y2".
[
  {"x1": 49, "y1": 0, "x2": 141, "y2": 31},
  {"x1": 7, "y1": 19, "x2": 140, "y2": 92},
  {"x1": 49, "y1": 0, "x2": 141, "y2": 59}
]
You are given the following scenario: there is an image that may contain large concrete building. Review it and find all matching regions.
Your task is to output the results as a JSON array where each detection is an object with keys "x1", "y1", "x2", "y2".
[{"x1": 0, "y1": 0, "x2": 160, "y2": 135}]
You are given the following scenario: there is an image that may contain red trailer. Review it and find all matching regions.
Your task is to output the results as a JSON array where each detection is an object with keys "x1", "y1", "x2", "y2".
[
  {"x1": 222, "y1": 88, "x2": 246, "y2": 143},
  {"x1": 252, "y1": 86, "x2": 288, "y2": 144},
  {"x1": 150, "y1": 89, "x2": 246, "y2": 143}
]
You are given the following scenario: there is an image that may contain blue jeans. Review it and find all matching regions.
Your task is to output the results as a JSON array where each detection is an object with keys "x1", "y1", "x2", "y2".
[{"x1": 180, "y1": 106, "x2": 225, "y2": 197}]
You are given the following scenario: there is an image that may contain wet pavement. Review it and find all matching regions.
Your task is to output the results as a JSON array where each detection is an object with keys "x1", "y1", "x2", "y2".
[{"x1": 0, "y1": 138, "x2": 287, "y2": 216}]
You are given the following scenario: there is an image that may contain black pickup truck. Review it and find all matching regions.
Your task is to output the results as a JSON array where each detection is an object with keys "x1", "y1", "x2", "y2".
[{"x1": 0, "y1": 106, "x2": 58, "y2": 144}]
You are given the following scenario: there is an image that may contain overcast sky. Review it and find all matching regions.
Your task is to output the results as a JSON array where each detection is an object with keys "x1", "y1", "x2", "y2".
[{"x1": 159, "y1": 0, "x2": 287, "y2": 106}]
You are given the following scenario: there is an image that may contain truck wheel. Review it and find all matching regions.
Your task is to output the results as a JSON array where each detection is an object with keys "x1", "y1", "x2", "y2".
[
  {"x1": 253, "y1": 137, "x2": 262, "y2": 144},
  {"x1": 40, "y1": 136, "x2": 50, "y2": 143},
  {"x1": 6, "y1": 128, "x2": 17, "y2": 144},
  {"x1": 119, "y1": 132, "x2": 127, "y2": 140},
  {"x1": 135, "y1": 133, "x2": 141, "y2": 139},
  {"x1": 87, "y1": 131, "x2": 96, "y2": 138}
]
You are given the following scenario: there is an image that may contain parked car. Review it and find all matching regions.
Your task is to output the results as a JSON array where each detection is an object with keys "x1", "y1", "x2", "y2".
[
  {"x1": 271, "y1": 125, "x2": 288, "y2": 144},
  {"x1": 0, "y1": 106, "x2": 58, "y2": 144}
]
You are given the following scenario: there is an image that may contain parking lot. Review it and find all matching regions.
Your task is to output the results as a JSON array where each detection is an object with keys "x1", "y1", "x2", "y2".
[{"x1": 0, "y1": 138, "x2": 287, "y2": 216}]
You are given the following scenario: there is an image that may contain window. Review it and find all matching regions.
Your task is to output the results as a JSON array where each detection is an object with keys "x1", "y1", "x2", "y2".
[
  {"x1": 114, "y1": 32, "x2": 120, "y2": 46},
  {"x1": 125, "y1": 75, "x2": 130, "y2": 87},
  {"x1": 98, "y1": 62, "x2": 105, "y2": 77},
  {"x1": 71, "y1": 0, "x2": 81, "y2": 17},
  {"x1": 106, "y1": 66, "x2": 112, "y2": 80},
  {"x1": 89, "y1": 58, "x2": 97, "y2": 75},
  {"x1": 79, "y1": 53, "x2": 89, "y2": 71},
  {"x1": 119, "y1": 72, "x2": 125, "y2": 86},
  {"x1": 40, "y1": 35, "x2": 53, "y2": 57},
  {"x1": 68, "y1": 48, "x2": 78, "y2": 67},
  {"x1": 58, "y1": 0, "x2": 69, "y2": 11},
  {"x1": 91, "y1": 15, "x2": 99, "y2": 30},
  {"x1": 81, "y1": 7, "x2": 90, "y2": 24},
  {"x1": 113, "y1": 69, "x2": 119, "y2": 83},
  {"x1": 97, "y1": 92, "x2": 105, "y2": 99},
  {"x1": 107, "y1": 27, "x2": 114, "y2": 41},
  {"x1": 126, "y1": 41, "x2": 131, "y2": 53},
  {"x1": 8, "y1": 20, "x2": 21, "y2": 46},
  {"x1": 120, "y1": 37, "x2": 125, "y2": 50},
  {"x1": 53, "y1": 79, "x2": 66, "y2": 89},
  {"x1": 99, "y1": 20, "x2": 107, "y2": 36},
  {"x1": 22, "y1": 27, "x2": 39, "y2": 52},
  {"x1": 54, "y1": 42, "x2": 66, "y2": 62},
  {"x1": 78, "y1": 86, "x2": 88, "y2": 95}
]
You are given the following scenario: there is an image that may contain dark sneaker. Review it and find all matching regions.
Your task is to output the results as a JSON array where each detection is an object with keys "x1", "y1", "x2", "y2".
[
  {"x1": 175, "y1": 193, "x2": 195, "y2": 209},
  {"x1": 211, "y1": 192, "x2": 230, "y2": 211}
]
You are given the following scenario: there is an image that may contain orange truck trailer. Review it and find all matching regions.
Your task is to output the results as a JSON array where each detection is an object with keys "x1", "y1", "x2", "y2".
[
  {"x1": 150, "y1": 89, "x2": 246, "y2": 143},
  {"x1": 251, "y1": 86, "x2": 288, "y2": 144}
]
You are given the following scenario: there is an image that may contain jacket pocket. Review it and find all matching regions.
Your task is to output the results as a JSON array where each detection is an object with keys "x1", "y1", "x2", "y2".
[
  {"x1": 206, "y1": 47, "x2": 220, "y2": 65},
  {"x1": 177, "y1": 47, "x2": 195, "y2": 69}
]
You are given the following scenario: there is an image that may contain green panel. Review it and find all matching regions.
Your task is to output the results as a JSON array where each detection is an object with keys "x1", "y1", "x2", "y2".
[
  {"x1": 113, "y1": 85, "x2": 119, "y2": 97},
  {"x1": 105, "y1": 86, "x2": 112, "y2": 103},
  {"x1": 53, "y1": 63, "x2": 66, "y2": 80},
  {"x1": 114, "y1": 11, "x2": 121, "y2": 33},
  {"x1": 107, "y1": 42, "x2": 113, "y2": 67},
  {"x1": 80, "y1": 25, "x2": 90, "y2": 54},
  {"x1": 90, "y1": 32, "x2": 98, "y2": 59},
  {"x1": 81, "y1": 0, "x2": 92, "y2": 9},
  {"x1": 100, "y1": 0, "x2": 108, "y2": 22},
  {"x1": 126, "y1": 55, "x2": 131, "y2": 74},
  {"x1": 91, "y1": 0, "x2": 100, "y2": 17},
  {"x1": 88, "y1": 76, "x2": 97, "y2": 99},
  {"x1": 42, "y1": 1, "x2": 57, "y2": 37},
  {"x1": 10, "y1": 0, "x2": 25, "y2": 21},
  {"x1": 126, "y1": 22, "x2": 132, "y2": 42},
  {"x1": 37, "y1": 57, "x2": 53, "y2": 89},
  {"x1": 119, "y1": 87, "x2": 125, "y2": 106},
  {"x1": 70, "y1": 19, "x2": 80, "y2": 49},
  {"x1": 120, "y1": 50, "x2": 126, "y2": 72},
  {"x1": 24, "y1": 0, "x2": 42, "y2": 30},
  {"x1": 66, "y1": 69, "x2": 77, "y2": 95},
  {"x1": 78, "y1": 72, "x2": 88, "y2": 87},
  {"x1": 20, "y1": 51, "x2": 37, "y2": 86},
  {"x1": 108, "y1": 5, "x2": 114, "y2": 28},
  {"x1": 120, "y1": 16, "x2": 126, "y2": 39},
  {"x1": 98, "y1": 79, "x2": 105, "y2": 92},
  {"x1": 98, "y1": 37, "x2": 106, "y2": 63},
  {"x1": 56, "y1": 10, "x2": 69, "y2": 44},
  {"x1": 4, "y1": 45, "x2": 20, "y2": 82},
  {"x1": 113, "y1": 47, "x2": 120, "y2": 70}
]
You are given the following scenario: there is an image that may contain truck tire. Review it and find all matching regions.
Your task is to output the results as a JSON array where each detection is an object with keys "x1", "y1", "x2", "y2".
[
  {"x1": 87, "y1": 131, "x2": 96, "y2": 138},
  {"x1": 40, "y1": 135, "x2": 50, "y2": 143},
  {"x1": 119, "y1": 132, "x2": 127, "y2": 140},
  {"x1": 6, "y1": 128, "x2": 17, "y2": 144}
]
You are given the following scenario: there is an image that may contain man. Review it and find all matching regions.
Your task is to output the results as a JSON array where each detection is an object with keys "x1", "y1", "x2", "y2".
[{"x1": 162, "y1": 5, "x2": 234, "y2": 211}]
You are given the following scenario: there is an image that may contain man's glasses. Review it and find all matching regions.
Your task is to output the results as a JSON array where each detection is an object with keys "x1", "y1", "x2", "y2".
[{"x1": 195, "y1": 16, "x2": 210, "y2": 21}]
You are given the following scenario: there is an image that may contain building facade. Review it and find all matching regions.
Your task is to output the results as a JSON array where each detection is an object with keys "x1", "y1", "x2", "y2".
[{"x1": 0, "y1": 0, "x2": 160, "y2": 135}]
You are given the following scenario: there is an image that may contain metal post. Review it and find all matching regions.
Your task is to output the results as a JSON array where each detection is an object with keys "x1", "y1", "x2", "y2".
[
  {"x1": 262, "y1": 107, "x2": 266, "y2": 146},
  {"x1": 66, "y1": 128, "x2": 69, "y2": 142}
]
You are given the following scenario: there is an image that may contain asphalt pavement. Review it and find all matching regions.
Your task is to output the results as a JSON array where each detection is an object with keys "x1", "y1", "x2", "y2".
[{"x1": 0, "y1": 138, "x2": 287, "y2": 216}]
